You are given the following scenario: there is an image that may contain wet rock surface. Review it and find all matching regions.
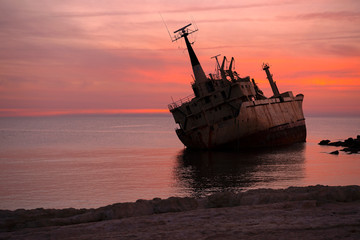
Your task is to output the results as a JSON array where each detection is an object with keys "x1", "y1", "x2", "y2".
[
  {"x1": 1, "y1": 185, "x2": 360, "y2": 239},
  {"x1": 319, "y1": 136, "x2": 360, "y2": 154}
]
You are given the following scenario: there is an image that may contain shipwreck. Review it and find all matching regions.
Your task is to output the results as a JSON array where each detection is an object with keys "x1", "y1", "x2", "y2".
[{"x1": 168, "y1": 24, "x2": 306, "y2": 150}]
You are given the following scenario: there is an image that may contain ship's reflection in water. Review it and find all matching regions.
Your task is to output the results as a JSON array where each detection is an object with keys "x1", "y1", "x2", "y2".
[{"x1": 174, "y1": 143, "x2": 306, "y2": 198}]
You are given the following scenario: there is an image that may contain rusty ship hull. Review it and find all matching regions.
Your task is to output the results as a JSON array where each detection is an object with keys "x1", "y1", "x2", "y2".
[
  {"x1": 174, "y1": 96, "x2": 306, "y2": 150},
  {"x1": 168, "y1": 24, "x2": 306, "y2": 150}
]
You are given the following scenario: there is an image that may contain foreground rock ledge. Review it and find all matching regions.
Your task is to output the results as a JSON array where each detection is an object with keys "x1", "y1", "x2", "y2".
[{"x1": 1, "y1": 185, "x2": 360, "y2": 240}]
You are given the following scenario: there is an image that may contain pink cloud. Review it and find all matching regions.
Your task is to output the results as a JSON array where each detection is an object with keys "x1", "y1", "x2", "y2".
[{"x1": 0, "y1": 0, "x2": 359, "y2": 116}]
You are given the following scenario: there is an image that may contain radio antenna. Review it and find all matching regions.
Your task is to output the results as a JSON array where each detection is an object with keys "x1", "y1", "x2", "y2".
[
  {"x1": 159, "y1": 13, "x2": 173, "y2": 41},
  {"x1": 191, "y1": 16, "x2": 198, "y2": 31}
]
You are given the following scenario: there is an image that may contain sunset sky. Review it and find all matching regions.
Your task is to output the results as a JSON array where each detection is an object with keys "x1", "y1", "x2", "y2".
[{"x1": 1, "y1": 0, "x2": 359, "y2": 117}]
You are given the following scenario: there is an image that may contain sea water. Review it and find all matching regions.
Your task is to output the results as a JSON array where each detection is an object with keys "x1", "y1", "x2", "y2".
[{"x1": 0, "y1": 115, "x2": 359, "y2": 210}]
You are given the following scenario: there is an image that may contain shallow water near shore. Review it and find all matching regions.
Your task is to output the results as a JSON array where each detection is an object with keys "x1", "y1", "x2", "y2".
[{"x1": 0, "y1": 115, "x2": 359, "y2": 210}]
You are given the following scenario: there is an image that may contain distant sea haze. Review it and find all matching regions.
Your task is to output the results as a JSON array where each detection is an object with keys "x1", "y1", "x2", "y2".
[{"x1": 0, "y1": 115, "x2": 359, "y2": 210}]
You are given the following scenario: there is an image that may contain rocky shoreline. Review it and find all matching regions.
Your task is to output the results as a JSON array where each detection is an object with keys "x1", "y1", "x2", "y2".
[
  {"x1": 1, "y1": 185, "x2": 360, "y2": 239},
  {"x1": 319, "y1": 135, "x2": 360, "y2": 154}
]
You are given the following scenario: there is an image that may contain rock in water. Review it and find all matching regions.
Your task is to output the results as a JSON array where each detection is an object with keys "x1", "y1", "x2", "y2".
[
  {"x1": 319, "y1": 136, "x2": 360, "y2": 154},
  {"x1": 319, "y1": 140, "x2": 330, "y2": 145}
]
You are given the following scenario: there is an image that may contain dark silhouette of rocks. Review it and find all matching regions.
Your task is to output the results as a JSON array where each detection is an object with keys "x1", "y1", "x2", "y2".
[
  {"x1": 318, "y1": 135, "x2": 360, "y2": 154},
  {"x1": 319, "y1": 140, "x2": 330, "y2": 145},
  {"x1": 330, "y1": 150, "x2": 339, "y2": 155}
]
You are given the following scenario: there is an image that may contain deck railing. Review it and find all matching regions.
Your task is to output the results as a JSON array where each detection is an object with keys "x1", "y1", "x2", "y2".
[{"x1": 168, "y1": 94, "x2": 195, "y2": 110}]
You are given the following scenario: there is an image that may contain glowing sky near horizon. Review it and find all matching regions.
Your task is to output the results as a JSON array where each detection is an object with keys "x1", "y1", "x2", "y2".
[{"x1": 0, "y1": 0, "x2": 359, "y2": 116}]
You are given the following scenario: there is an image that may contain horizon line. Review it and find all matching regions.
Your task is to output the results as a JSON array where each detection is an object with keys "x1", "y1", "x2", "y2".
[
  {"x1": 0, "y1": 108, "x2": 170, "y2": 117},
  {"x1": 0, "y1": 108, "x2": 359, "y2": 118}
]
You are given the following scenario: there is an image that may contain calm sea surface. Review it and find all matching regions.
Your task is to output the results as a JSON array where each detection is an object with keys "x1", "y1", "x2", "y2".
[{"x1": 0, "y1": 115, "x2": 359, "y2": 210}]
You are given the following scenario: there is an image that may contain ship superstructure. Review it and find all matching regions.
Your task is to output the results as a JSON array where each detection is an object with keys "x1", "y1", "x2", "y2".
[{"x1": 168, "y1": 24, "x2": 306, "y2": 149}]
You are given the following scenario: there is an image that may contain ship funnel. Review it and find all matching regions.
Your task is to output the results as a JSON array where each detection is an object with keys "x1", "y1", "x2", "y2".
[
  {"x1": 172, "y1": 24, "x2": 207, "y2": 86},
  {"x1": 262, "y1": 63, "x2": 280, "y2": 97}
]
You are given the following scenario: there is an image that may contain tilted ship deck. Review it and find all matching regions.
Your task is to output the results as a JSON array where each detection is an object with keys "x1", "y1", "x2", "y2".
[{"x1": 168, "y1": 24, "x2": 306, "y2": 150}]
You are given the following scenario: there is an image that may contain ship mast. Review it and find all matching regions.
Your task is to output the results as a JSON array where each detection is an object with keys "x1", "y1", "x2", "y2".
[
  {"x1": 262, "y1": 63, "x2": 280, "y2": 97},
  {"x1": 173, "y1": 24, "x2": 207, "y2": 95}
]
